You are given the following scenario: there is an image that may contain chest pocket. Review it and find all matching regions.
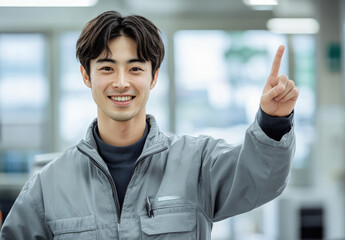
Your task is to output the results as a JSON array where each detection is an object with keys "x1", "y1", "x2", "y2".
[
  {"x1": 140, "y1": 212, "x2": 196, "y2": 240},
  {"x1": 47, "y1": 215, "x2": 97, "y2": 240}
]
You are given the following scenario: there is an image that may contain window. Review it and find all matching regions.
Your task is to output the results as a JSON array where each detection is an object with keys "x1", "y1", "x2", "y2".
[
  {"x1": 0, "y1": 34, "x2": 47, "y2": 173},
  {"x1": 146, "y1": 34, "x2": 169, "y2": 132},
  {"x1": 58, "y1": 32, "x2": 96, "y2": 150},
  {"x1": 174, "y1": 30, "x2": 288, "y2": 143},
  {"x1": 289, "y1": 35, "x2": 316, "y2": 186}
]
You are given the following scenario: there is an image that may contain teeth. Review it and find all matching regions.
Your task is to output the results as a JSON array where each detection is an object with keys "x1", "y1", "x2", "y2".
[{"x1": 111, "y1": 96, "x2": 132, "y2": 102}]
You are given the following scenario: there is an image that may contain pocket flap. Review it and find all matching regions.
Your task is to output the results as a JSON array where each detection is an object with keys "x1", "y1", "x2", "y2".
[
  {"x1": 47, "y1": 215, "x2": 96, "y2": 235},
  {"x1": 141, "y1": 212, "x2": 196, "y2": 235}
]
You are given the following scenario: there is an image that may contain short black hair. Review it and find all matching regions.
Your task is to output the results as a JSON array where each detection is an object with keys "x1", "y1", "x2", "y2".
[{"x1": 76, "y1": 11, "x2": 165, "y2": 78}]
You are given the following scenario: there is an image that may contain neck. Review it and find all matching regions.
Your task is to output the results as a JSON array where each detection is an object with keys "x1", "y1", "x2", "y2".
[{"x1": 97, "y1": 114, "x2": 147, "y2": 147}]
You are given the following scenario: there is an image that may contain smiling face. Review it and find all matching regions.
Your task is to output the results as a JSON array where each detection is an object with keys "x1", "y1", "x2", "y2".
[{"x1": 81, "y1": 36, "x2": 158, "y2": 124}]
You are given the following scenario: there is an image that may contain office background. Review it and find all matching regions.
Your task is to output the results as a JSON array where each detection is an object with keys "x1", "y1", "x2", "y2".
[{"x1": 0, "y1": 0, "x2": 344, "y2": 239}]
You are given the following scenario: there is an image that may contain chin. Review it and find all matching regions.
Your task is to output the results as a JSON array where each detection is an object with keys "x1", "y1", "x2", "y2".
[{"x1": 109, "y1": 112, "x2": 136, "y2": 122}]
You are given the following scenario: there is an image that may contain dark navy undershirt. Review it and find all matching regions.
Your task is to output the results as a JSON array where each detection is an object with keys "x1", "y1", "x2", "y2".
[
  {"x1": 93, "y1": 110, "x2": 293, "y2": 209},
  {"x1": 93, "y1": 121, "x2": 149, "y2": 209},
  {"x1": 258, "y1": 108, "x2": 294, "y2": 141}
]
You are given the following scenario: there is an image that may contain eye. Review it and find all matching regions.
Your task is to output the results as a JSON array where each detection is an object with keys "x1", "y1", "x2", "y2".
[
  {"x1": 131, "y1": 67, "x2": 143, "y2": 72},
  {"x1": 101, "y1": 66, "x2": 113, "y2": 71}
]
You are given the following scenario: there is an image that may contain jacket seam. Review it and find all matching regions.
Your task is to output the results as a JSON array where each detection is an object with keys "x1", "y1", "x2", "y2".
[
  {"x1": 253, "y1": 136, "x2": 278, "y2": 208},
  {"x1": 27, "y1": 188, "x2": 47, "y2": 227},
  {"x1": 196, "y1": 138, "x2": 213, "y2": 220}
]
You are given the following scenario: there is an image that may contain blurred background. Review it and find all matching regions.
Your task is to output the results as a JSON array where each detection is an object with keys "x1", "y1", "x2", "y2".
[{"x1": 0, "y1": 0, "x2": 343, "y2": 239}]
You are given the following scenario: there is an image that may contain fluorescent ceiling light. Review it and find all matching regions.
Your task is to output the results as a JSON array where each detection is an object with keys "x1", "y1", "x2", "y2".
[
  {"x1": 0, "y1": 0, "x2": 98, "y2": 7},
  {"x1": 243, "y1": 0, "x2": 278, "y2": 6},
  {"x1": 267, "y1": 18, "x2": 320, "y2": 34}
]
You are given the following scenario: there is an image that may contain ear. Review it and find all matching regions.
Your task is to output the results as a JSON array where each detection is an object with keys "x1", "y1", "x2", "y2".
[
  {"x1": 80, "y1": 65, "x2": 91, "y2": 88},
  {"x1": 150, "y1": 69, "x2": 159, "y2": 90}
]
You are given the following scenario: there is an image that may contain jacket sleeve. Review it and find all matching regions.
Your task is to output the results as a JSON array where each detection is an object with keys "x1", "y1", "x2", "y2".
[
  {"x1": 198, "y1": 113, "x2": 296, "y2": 222},
  {"x1": 0, "y1": 175, "x2": 52, "y2": 240}
]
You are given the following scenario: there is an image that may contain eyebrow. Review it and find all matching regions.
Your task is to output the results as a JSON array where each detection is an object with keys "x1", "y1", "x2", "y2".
[{"x1": 96, "y1": 58, "x2": 146, "y2": 64}]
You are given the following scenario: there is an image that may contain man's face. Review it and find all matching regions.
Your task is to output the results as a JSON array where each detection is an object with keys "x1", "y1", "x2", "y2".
[{"x1": 81, "y1": 36, "x2": 157, "y2": 123}]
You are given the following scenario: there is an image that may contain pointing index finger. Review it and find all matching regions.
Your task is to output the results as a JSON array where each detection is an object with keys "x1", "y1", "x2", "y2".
[{"x1": 271, "y1": 45, "x2": 285, "y2": 77}]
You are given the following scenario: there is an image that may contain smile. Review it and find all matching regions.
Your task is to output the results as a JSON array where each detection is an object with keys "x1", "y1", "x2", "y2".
[{"x1": 110, "y1": 96, "x2": 134, "y2": 102}]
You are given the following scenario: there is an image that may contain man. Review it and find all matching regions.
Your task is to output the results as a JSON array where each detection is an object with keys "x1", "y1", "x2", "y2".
[{"x1": 0, "y1": 11, "x2": 298, "y2": 239}]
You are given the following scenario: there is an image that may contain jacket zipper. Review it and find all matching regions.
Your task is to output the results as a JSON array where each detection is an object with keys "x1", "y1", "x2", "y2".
[
  {"x1": 77, "y1": 147, "x2": 121, "y2": 224},
  {"x1": 124, "y1": 144, "x2": 168, "y2": 198},
  {"x1": 77, "y1": 143, "x2": 168, "y2": 236}
]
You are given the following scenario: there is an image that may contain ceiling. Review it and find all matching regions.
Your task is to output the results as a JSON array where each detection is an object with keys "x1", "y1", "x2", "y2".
[
  {"x1": 124, "y1": 0, "x2": 317, "y2": 17},
  {"x1": 0, "y1": 0, "x2": 318, "y2": 31}
]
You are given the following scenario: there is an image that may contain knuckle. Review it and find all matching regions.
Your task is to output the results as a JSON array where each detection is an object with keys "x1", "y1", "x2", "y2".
[
  {"x1": 293, "y1": 87, "x2": 299, "y2": 95},
  {"x1": 279, "y1": 75, "x2": 289, "y2": 82},
  {"x1": 288, "y1": 79, "x2": 295, "y2": 86}
]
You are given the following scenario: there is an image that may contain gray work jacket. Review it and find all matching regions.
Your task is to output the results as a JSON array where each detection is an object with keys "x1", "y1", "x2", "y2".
[{"x1": 0, "y1": 114, "x2": 295, "y2": 240}]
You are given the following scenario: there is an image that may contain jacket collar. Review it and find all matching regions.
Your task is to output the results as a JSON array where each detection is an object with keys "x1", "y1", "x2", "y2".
[
  {"x1": 83, "y1": 114, "x2": 164, "y2": 147},
  {"x1": 77, "y1": 115, "x2": 168, "y2": 167}
]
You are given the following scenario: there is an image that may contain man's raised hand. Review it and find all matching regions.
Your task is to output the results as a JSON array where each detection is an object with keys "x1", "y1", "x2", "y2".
[{"x1": 260, "y1": 45, "x2": 299, "y2": 117}]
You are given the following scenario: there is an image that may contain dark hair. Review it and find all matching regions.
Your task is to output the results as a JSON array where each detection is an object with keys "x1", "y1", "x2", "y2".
[{"x1": 76, "y1": 11, "x2": 165, "y2": 78}]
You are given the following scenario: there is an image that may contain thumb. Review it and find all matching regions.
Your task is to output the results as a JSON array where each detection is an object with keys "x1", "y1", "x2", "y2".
[{"x1": 263, "y1": 84, "x2": 285, "y2": 101}]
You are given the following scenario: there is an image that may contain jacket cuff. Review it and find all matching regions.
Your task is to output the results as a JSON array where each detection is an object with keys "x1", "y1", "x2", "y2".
[{"x1": 257, "y1": 108, "x2": 294, "y2": 141}]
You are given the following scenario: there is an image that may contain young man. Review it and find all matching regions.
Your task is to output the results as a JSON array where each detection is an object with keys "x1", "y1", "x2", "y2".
[{"x1": 0, "y1": 11, "x2": 298, "y2": 239}]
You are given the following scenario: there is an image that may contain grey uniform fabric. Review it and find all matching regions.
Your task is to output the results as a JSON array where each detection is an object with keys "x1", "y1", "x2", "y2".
[{"x1": 0, "y1": 113, "x2": 295, "y2": 240}]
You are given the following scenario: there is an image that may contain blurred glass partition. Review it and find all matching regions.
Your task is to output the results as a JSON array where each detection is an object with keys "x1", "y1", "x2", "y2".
[
  {"x1": 58, "y1": 32, "x2": 96, "y2": 150},
  {"x1": 290, "y1": 35, "x2": 316, "y2": 187},
  {"x1": 0, "y1": 34, "x2": 47, "y2": 174},
  {"x1": 145, "y1": 34, "x2": 170, "y2": 132},
  {"x1": 174, "y1": 30, "x2": 288, "y2": 142}
]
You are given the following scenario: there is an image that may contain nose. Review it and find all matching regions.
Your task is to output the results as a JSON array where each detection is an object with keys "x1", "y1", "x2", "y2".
[{"x1": 112, "y1": 70, "x2": 130, "y2": 90}]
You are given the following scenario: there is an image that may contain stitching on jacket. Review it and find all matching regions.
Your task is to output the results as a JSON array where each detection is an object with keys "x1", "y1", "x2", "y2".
[
  {"x1": 27, "y1": 179, "x2": 48, "y2": 226},
  {"x1": 253, "y1": 132, "x2": 278, "y2": 208},
  {"x1": 196, "y1": 137, "x2": 213, "y2": 220}
]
